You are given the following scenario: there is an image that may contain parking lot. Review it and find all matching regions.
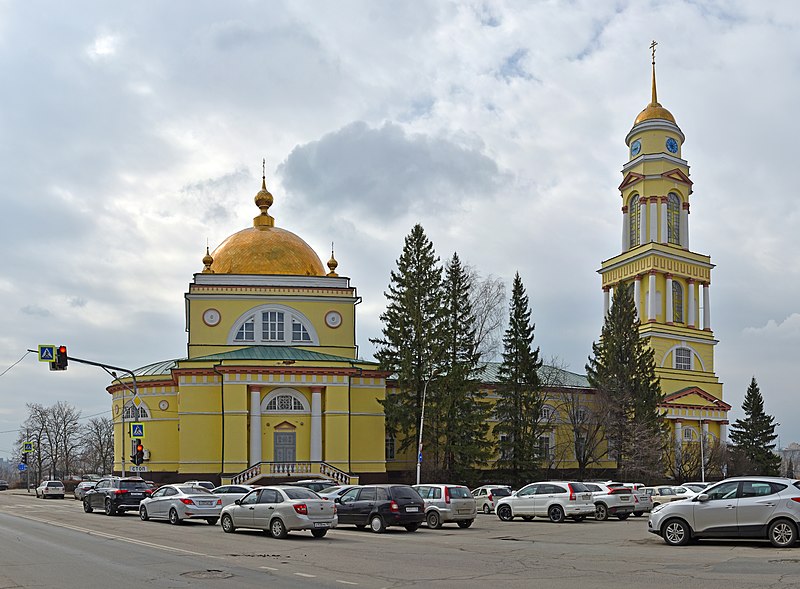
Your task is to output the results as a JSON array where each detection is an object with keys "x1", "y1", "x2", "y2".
[{"x1": 1, "y1": 489, "x2": 798, "y2": 588}]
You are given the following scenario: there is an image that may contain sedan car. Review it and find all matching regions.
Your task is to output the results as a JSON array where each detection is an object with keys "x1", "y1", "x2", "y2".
[
  {"x1": 649, "y1": 476, "x2": 800, "y2": 547},
  {"x1": 335, "y1": 484, "x2": 425, "y2": 533},
  {"x1": 317, "y1": 485, "x2": 358, "y2": 501},
  {"x1": 73, "y1": 481, "x2": 96, "y2": 500},
  {"x1": 36, "y1": 480, "x2": 65, "y2": 499},
  {"x1": 211, "y1": 484, "x2": 258, "y2": 507},
  {"x1": 139, "y1": 484, "x2": 222, "y2": 525},
  {"x1": 496, "y1": 481, "x2": 595, "y2": 523},
  {"x1": 221, "y1": 486, "x2": 337, "y2": 538}
]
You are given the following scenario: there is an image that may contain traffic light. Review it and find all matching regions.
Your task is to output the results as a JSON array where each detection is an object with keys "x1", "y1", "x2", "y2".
[
  {"x1": 130, "y1": 438, "x2": 143, "y2": 465},
  {"x1": 21, "y1": 453, "x2": 28, "y2": 465},
  {"x1": 51, "y1": 345, "x2": 68, "y2": 371}
]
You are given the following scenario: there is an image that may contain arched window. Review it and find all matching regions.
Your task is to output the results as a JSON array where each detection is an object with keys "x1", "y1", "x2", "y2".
[
  {"x1": 672, "y1": 281, "x2": 684, "y2": 323},
  {"x1": 231, "y1": 305, "x2": 318, "y2": 345},
  {"x1": 123, "y1": 401, "x2": 150, "y2": 421},
  {"x1": 629, "y1": 194, "x2": 640, "y2": 248},
  {"x1": 236, "y1": 316, "x2": 255, "y2": 341},
  {"x1": 266, "y1": 394, "x2": 306, "y2": 412},
  {"x1": 682, "y1": 427, "x2": 697, "y2": 441},
  {"x1": 667, "y1": 192, "x2": 681, "y2": 245},
  {"x1": 675, "y1": 347, "x2": 692, "y2": 370}
]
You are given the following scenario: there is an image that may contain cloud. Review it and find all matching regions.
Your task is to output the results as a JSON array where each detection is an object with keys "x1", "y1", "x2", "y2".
[{"x1": 20, "y1": 305, "x2": 50, "y2": 317}]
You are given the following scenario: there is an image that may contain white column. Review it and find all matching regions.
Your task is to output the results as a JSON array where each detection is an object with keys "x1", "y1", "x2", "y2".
[
  {"x1": 665, "y1": 275, "x2": 673, "y2": 323},
  {"x1": 703, "y1": 282, "x2": 711, "y2": 330},
  {"x1": 648, "y1": 271, "x2": 656, "y2": 321},
  {"x1": 310, "y1": 387, "x2": 322, "y2": 462},
  {"x1": 660, "y1": 196, "x2": 668, "y2": 244},
  {"x1": 622, "y1": 207, "x2": 629, "y2": 251},
  {"x1": 603, "y1": 287, "x2": 610, "y2": 316},
  {"x1": 675, "y1": 420, "x2": 683, "y2": 466},
  {"x1": 639, "y1": 197, "x2": 648, "y2": 246},
  {"x1": 681, "y1": 203, "x2": 690, "y2": 249},
  {"x1": 687, "y1": 279, "x2": 696, "y2": 328},
  {"x1": 634, "y1": 276, "x2": 642, "y2": 318},
  {"x1": 249, "y1": 388, "x2": 262, "y2": 467},
  {"x1": 649, "y1": 197, "x2": 658, "y2": 243},
  {"x1": 719, "y1": 422, "x2": 727, "y2": 442}
]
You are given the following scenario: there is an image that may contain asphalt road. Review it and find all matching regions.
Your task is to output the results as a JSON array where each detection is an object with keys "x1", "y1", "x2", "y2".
[{"x1": 1, "y1": 490, "x2": 799, "y2": 588}]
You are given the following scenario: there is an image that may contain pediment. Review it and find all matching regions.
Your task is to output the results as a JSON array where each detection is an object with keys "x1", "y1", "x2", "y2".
[
  {"x1": 619, "y1": 172, "x2": 645, "y2": 192},
  {"x1": 661, "y1": 387, "x2": 731, "y2": 411},
  {"x1": 661, "y1": 168, "x2": 693, "y2": 187},
  {"x1": 274, "y1": 421, "x2": 297, "y2": 430}
]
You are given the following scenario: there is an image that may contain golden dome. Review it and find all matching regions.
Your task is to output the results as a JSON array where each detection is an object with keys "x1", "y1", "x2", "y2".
[{"x1": 206, "y1": 169, "x2": 325, "y2": 276}]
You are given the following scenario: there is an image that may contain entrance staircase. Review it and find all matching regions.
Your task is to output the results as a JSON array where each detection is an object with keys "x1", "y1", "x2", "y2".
[{"x1": 228, "y1": 461, "x2": 359, "y2": 486}]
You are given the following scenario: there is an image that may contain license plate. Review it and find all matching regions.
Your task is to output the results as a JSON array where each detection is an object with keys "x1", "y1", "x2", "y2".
[
  {"x1": 621, "y1": 496, "x2": 629, "y2": 502},
  {"x1": 130, "y1": 493, "x2": 142, "y2": 497},
  {"x1": 200, "y1": 501, "x2": 213, "y2": 506},
  {"x1": 406, "y1": 506, "x2": 419, "y2": 512},
  {"x1": 457, "y1": 509, "x2": 471, "y2": 514},
  {"x1": 581, "y1": 494, "x2": 591, "y2": 500},
  {"x1": 313, "y1": 522, "x2": 330, "y2": 528}
]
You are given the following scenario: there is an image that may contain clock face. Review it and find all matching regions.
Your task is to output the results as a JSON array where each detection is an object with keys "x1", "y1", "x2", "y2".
[
  {"x1": 202, "y1": 308, "x2": 221, "y2": 327},
  {"x1": 325, "y1": 310, "x2": 342, "y2": 329},
  {"x1": 630, "y1": 139, "x2": 641, "y2": 156},
  {"x1": 666, "y1": 137, "x2": 679, "y2": 154}
]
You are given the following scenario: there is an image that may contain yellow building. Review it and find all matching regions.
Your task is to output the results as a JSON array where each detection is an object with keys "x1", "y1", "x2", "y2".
[
  {"x1": 598, "y1": 51, "x2": 731, "y2": 471},
  {"x1": 109, "y1": 173, "x2": 388, "y2": 485}
]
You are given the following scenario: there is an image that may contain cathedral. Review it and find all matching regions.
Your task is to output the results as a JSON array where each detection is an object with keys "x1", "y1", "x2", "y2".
[{"x1": 110, "y1": 51, "x2": 729, "y2": 484}]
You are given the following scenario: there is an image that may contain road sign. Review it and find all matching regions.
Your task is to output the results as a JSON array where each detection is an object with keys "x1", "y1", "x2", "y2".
[
  {"x1": 38, "y1": 345, "x2": 56, "y2": 363},
  {"x1": 18, "y1": 463, "x2": 27, "y2": 471},
  {"x1": 418, "y1": 452, "x2": 423, "y2": 463},
  {"x1": 130, "y1": 423, "x2": 145, "y2": 438},
  {"x1": 129, "y1": 465, "x2": 148, "y2": 473},
  {"x1": 22, "y1": 442, "x2": 34, "y2": 453}
]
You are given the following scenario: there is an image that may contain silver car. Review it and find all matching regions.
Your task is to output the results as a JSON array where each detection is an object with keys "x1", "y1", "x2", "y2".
[
  {"x1": 73, "y1": 481, "x2": 96, "y2": 500},
  {"x1": 649, "y1": 476, "x2": 800, "y2": 547},
  {"x1": 413, "y1": 484, "x2": 477, "y2": 529},
  {"x1": 220, "y1": 485, "x2": 337, "y2": 538},
  {"x1": 139, "y1": 484, "x2": 222, "y2": 525},
  {"x1": 212, "y1": 484, "x2": 258, "y2": 507},
  {"x1": 496, "y1": 481, "x2": 595, "y2": 523}
]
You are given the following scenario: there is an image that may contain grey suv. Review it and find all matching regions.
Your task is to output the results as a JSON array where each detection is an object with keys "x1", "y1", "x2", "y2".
[
  {"x1": 649, "y1": 476, "x2": 800, "y2": 547},
  {"x1": 413, "y1": 484, "x2": 477, "y2": 529}
]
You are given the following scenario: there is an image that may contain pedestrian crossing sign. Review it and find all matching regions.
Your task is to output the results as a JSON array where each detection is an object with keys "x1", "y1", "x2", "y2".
[
  {"x1": 38, "y1": 345, "x2": 56, "y2": 363},
  {"x1": 131, "y1": 423, "x2": 145, "y2": 438}
]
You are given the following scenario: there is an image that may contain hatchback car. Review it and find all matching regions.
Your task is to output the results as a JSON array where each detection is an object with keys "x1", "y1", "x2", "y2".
[
  {"x1": 642, "y1": 485, "x2": 684, "y2": 507},
  {"x1": 413, "y1": 484, "x2": 477, "y2": 528},
  {"x1": 584, "y1": 482, "x2": 635, "y2": 520},
  {"x1": 649, "y1": 476, "x2": 800, "y2": 547},
  {"x1": 139, "y1": 484, "x2": 222, "y2": 525},
  {"x1": 317, "y1": 485, "x2": 359, "y2": 501},
  {"x1": 83, "y1": 477, "x2": 152, "y2": 515},
  {"x1": 73, "y1": 481, "x2": 96, "y2": 500},
  {"x1": 0, "y1": 480, "x2": 9, "y2": 491},
  {"x1": 221, "y1": 485, "x2": 337, "y2": 538},
  {"x1": 471, "y1": 485, "x2": 512, "y2": 514},
  {"x1": 36, "y1": 480, "x2": 65, "y2": 499},
  {"x1": 335, "y1": 484, "x2": 425, "y2": 533},
  {"x1": 211, "y1": 484, "x2": 258, "y2": 507},
  {"x1": 495, "y1": 481, "x2": 595, "y2": 523}
]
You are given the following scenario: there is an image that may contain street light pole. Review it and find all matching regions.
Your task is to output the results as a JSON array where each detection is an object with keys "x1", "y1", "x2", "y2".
[{"x1": 416, "y1": 375, "x2": 435, "y2": 486}]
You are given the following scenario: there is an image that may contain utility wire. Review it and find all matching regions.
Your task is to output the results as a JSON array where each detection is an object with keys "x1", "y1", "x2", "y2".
[{"x1": 0, "y1": 350, "x2": 33, "y2": 378}]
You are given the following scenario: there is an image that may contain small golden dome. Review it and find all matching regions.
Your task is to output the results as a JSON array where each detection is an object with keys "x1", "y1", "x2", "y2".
[
  {"x1": 327, "y1": 244, "x2": 339, "y2": 277},
  {"x1": 202, "y1": 247, "x2": 214, "y2": 273}
]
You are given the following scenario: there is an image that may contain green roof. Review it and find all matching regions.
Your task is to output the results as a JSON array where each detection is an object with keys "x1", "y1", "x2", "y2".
[{"x1": 475, "y1": 362, "x2": 590, "y2": 389}]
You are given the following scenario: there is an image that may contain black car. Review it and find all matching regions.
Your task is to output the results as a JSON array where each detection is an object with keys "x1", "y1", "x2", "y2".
[
  {"x1": 83, "y1": 477, "x2": 152, "y2": 516},
  {"x1": 335, "y1": 484, "x2": 425, "y2": 533},
  {"x1": 0, "y1": 480, "x2": 8, "y2": 491}
]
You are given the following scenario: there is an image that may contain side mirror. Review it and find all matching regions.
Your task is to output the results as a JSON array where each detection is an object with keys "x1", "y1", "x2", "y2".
[
  {"x1": 234, "y1": 499, "x2": 241, "y2": 505},
  {"x1": 696, "y1": 493, "x2": 709, "y2": 502}
]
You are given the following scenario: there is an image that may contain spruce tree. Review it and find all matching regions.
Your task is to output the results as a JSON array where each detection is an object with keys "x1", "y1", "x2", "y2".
[
  {"x1": 585, "y1": 284, "x2": 665, "y2": 480},
  {"x1": 371, "y1": 224, "x2": 444, "y2": 457},
  {"x1": 729, "y1": 377, "x2": 781, "y2": 476},
  {"x1": 494, "y1": 272, "x2": 544, "y2": 484},
  {"x1": 436, "y1": 253, "x2": 492, "y2": 479}
]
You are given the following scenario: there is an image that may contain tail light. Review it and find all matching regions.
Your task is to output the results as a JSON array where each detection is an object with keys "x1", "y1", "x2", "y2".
[
  {"x1": 145, "y1": 489, "x2": 153, "y2": 495},
  {"x1": 444, "y1": 487, "x2": 451, "y2": 504},
  {"x1": 488, "y1": 493, "x2": 493, "y2": 503},
  {"x1": 610, "y1": 488, "x2": 630, "y2": 495},
  {"x1": 333, "y1": 504, "x2": 337, "y2": 514},
  {"x1": 180, "y1": 498, "x2": 195, "y2": 505},
  {"x1": 791, "y1": 498, "x2": 800, "y2": 503},
  {"x1": 114, "y1": 489, "x2": 128, "y2": 495},
  {"x1": 294, "y1": 503, "x2": 308, "y2": 515},
  {"x1": 633, "y1": 495, "x2": 640, "y2": 504},
  {"x1": 390, "y1": 500, "x2": 400, "y2": 512},
  {"x1": 567, "y1": 484, "x2": 576, "y2": 501},
  {"x1": 216, "y1": 499, "x2": 222, "y2": 505}
]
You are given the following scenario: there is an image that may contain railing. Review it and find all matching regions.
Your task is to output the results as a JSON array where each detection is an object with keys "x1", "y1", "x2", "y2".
[{"x1": 230, "y1": 461, "x2": 358, "y2": 486}]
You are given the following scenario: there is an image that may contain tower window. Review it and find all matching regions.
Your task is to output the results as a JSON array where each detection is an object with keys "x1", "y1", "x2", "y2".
[
  {"x1": 667, "y1": 192, "x2": 681, "y2": 245},
  {"x1": 672, "y1": 281, "x2": 684, "y2": 323},
  {"x1": 262, "y1": 311, "x2": 285, "y2": 341},
  {"x1": 235, "y1": 317, "x2": 255, "y2": 341},
  {"x1": 675, "y1": 347, "x2": 692, "y2": 370},
  {"x1": 629, "y1": 194, "x2": 640, "y2": 248}
]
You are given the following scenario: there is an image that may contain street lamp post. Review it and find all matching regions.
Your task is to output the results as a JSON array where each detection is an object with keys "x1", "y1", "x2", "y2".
[{"x1": 416, "y1": 375, "x2": 436, "y2": 486}]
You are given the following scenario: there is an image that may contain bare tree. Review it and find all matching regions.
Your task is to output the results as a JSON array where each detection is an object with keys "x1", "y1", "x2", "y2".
[
  {"x1": 555, "y1": 388, "x2": 610, "y2": 481},
  {"x1": 80, "y1": 417, "x2": 114, "y2": 476},
  {"x1": 467, "y1": 268, "x2": 505, "y2": 362}
]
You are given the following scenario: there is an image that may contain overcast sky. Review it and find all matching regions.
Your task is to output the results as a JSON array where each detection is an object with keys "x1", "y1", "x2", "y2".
[{"x1": 2, "y1": 1, "x2": 799, "y2": 463}]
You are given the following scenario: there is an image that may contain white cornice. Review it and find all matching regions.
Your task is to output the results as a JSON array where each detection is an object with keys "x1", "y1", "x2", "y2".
[
  {"x1": 626, "y1": 119, "x2": 685, "y2": 143},
  {"x1": 599, "y1": 247, "x2": 714, "y2": 274},
  {"x1": 193, "y1": 274, "x2": 351, "y2": 289},
  {"x1": 622, "y1": 153, "x2": 689, "y2": 175},
  {"x1": 185, "y1": 293, "x2": 358, "y2": 304},
  {"x1": 640, "y1": 330, "x2": 719, "y2": 346}
]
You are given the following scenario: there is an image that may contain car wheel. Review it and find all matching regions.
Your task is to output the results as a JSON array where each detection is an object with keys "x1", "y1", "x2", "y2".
[
  {"x1": 482, "y1": 504, "x2": 491, "y2": 514},
  {"x1": 270, "y1": 518, "x2": 288, "y2": 539},
  {"x1": 617, "y1": 513, "x2": 630, "y2": 521},
  {"x1": 311, "y1": 529, "x2": 328, "y2": 538},
  {"x1": 595, "y1": 503, "x2": 609, "y2": 521},
  {"x1": 548, "y1": 505, "x2": 565, "y2": 523},
  {"x1": 83, "y1": 499, "x2": 93, "y2": 513},
  {"x1": 168, "y1": 508, "x2": 181, "y2": 525},
  {"x1": 572, "y1": 515, "x2": 586, "y2": 522},
  {"x1": 768, "y1": 518, "x2": 797, "y2": 548},
  {"x1": 221, "y1": 514, "x2": 236, "y2": 534},
  {"x1": 522, "y1": 515, "x2": 534, "y2": 521},
  {"x1": 497, "y1": 504, "x2": 514, "y2": 521},
  {"x1": 457, "y1": 520, "x2": 473, "y2": 529},
  {"x1": 404, "y1": 523, "x2": 420, "y2": 532},
  {"x1": 662, "y1": 518, "x2": 691, "y2": 546},
  {"x1": 139, "y1": 506, "x2": 149, "y2": 521},
  {"x1": 206, "y1": 517, "x2": 218, "y2": 525},
  {"x1": 426, "y1": 511, "x2": 442, "y2": 529},
  {"x1": 369, "y1": 515, "x2": 386, "y2": 534},
  {"x1": 104, "y1": 499, "x2": 116, "y2": 516}
]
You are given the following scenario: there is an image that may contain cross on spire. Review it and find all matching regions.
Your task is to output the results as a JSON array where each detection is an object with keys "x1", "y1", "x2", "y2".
[{"x1": 650, "y1": 40, "x2": 658, "y2": 65}]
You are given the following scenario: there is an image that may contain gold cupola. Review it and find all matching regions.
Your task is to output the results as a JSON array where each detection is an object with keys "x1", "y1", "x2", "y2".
[
  {"x1": 634, "y1": 41, "x2": 676, "y2": 126},
  {"x1": 205, "y1": 164, "x2": 325, "y2": 276}
]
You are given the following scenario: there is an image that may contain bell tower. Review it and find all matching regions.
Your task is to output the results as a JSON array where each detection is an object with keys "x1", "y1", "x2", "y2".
[{"x1": 598, "y1": 43, "x2": 730, "y2": 449}]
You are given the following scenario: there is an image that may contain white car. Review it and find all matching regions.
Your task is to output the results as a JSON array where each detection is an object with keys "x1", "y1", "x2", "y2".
[
  {"x1": 471, "y1": 485, "x2": 513, "y2": 514},
  {"x1": 36, "y1": 480, "x2": 65, "y2": 499},
  {"x1": 495, "y1": 481, "x2": 595, "y2": 523},
  {"x1": 584, "y1": 482, "x2": 636, "y2": 520},
  {"x1": 211, "y1": 484, "x2": 258, "y2": 507}
]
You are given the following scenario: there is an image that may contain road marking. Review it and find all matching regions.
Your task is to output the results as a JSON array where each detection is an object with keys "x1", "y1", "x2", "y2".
[
  {"x1": 294, "y1": 573, "x2": 316, "y2": 578},
  {"x1": 260, "y1": 566, "x2": 279, "y2": 571},
  {"x1": 335, "y1": 580, "x2": 358, "y2": 585}
]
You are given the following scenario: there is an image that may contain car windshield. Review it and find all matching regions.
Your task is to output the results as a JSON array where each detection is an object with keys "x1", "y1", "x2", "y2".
[
  {"x1": 448, "y1": 487, "x2": 471, "y2": 498},
  {"x1": 284, "y1": 488, "x2": 320, "y2": 500},
  {"x1": 47, "y1": 482, "x2": 64, "y2": 488},
  {"x1": 120, "y1": 481, "x2": 149, "y2": 490},
  {"x1": 319, "y1": 486, "x2": 341, "y2": 494},
  {"x1": 570, "y1": 482, "x2": 590, "y2": 493},
  {"x1": 491, "y1": 488, "x2": 511, "y2": 497},
  {"x1": 390, "y1": 486, "x2": 421, "y2": 500}
]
